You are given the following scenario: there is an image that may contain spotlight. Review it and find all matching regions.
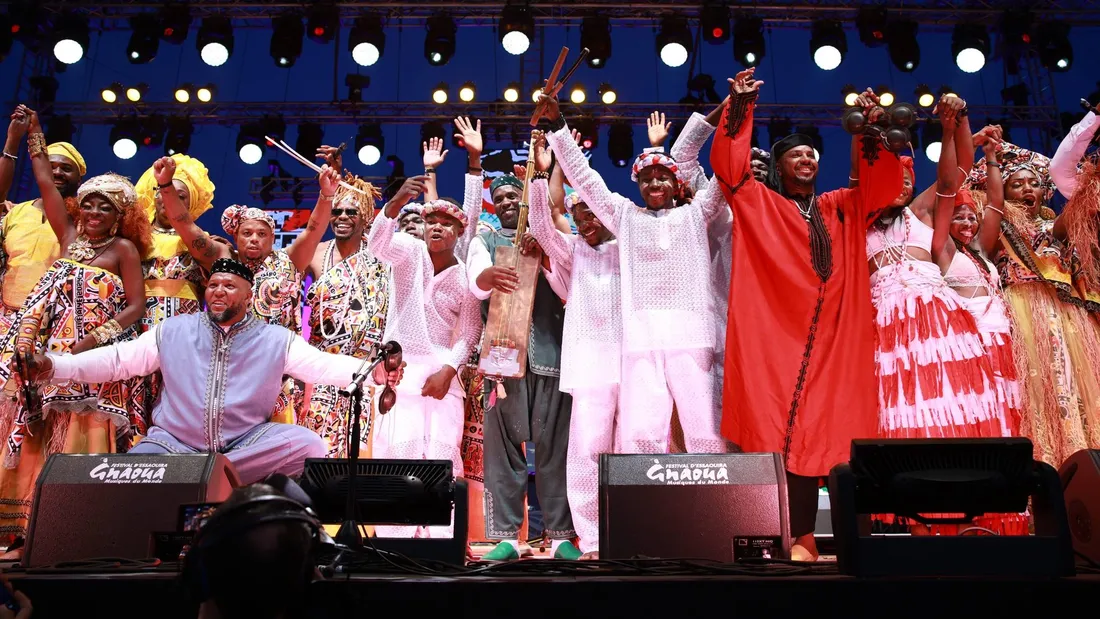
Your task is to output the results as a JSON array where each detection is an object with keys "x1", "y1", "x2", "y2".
[
  {"x1": 570, "y1": 84, "x2": 586, "y2": 104},
  {"x1": 110, "y1": 118, "x2": 141, "y2": 160},
  {"x1": 237, "y1": 123, "x2": 267, "y2": 164},
  {"x1": 44, "y1": 114, "x2": 75, "y2": 145},
  {"x1": 8, "y1": 3, "x2": 42, "y2": 45},
  {"x1": 459, "y1": 82, "x2": 476, "y2": 102},
  {"x1": 345, "y1": 74, "x2": 370, "y2": 102},
  {"x1": 599, "y1": 83, "x2": 617, "y2": 105},
  {"x1": 432, "y1": 83, "x2": 449, "y2": 104},
  {"x1": 159, "y1": 4, "x2": 192, "y2": 45},
  {"x1": 349, "y1": 15, "x2": 384, "y2": 67},
  {"x1": 174, "y1": 85, "x2": 192, "y2": 104},
  {"x1": 270, "y1": 13, "x2": 304, "y2": 68},
  {"x1": 503, "y1": 82, "x2": 521, "y2": 103},
  {"x1": 810, "y1": 20, "x2": 846, "y2": 71},
  {"x1": 356, "y1": 124, "x2": 384, "y2": 166},
  {"x1": 922, "y1": 121, "x2": 943, "y2": 162},
  {"x1": 126, "y1": 84, "x2": 148, "y2": 103},
  {"x1": 102, "y1": 83, "x2": 123, "y2": 104},
  {"x1": 877, "y1": 85, "x2": 895, "y2": 107},
  {"x1": 607, "y1": 121, "x2": 633, "y2": 167},
  {"x1": 138, "y1": 114, "x2": 167, "y2": 150},
  {"x1": 425, "y1": 13, "x2": 456, "y2": 66},
  {"x1": 1035, "y1": 22, "x2": 1072, "y2": 72},
  {"x1": 197, "y1": 16, "x2": 234, "y2": 67},
  {"x1": 657, "y1": 16, "x2": 692, "y2": 68},
  {"x1": 887, "y1": 21, "x2": 919, "y2": 72},
  {"x1": 296, "y1": 123, "x2": 324, "y2": 158},
  {"x1": 53, "y1": 14, "x2": 90, "y2": 65},
  {"x1": 701, "y1": 4, "x2": 730, "y2": 44},
  {"x1": 531, "y1": 86, "x2": 543, "y2": 103},
  {"x1": 574, "y1": 118, "x2": 598, "y2": 149},
  {"x1": 841, "y1": 84, "x2": 859, "y2": 107},
  {"x1": 164, "y1": 116, "x2": 193, "y2": 155},
  {"x1": 196, "y1": 85, "x2": 215, "y2": 103},
  {"x1": 733, "y1": 17, "x2": 765, "y2": 68},
  {"x1": 952, "y1": 24, "x2": 989, "y2": 73},
  {"x1": 581, "y1": 16, "x2": 611, "y2": 68},
  {"x1": 127, "y1": 14, "x2": 160, "y2": 64},
  {"x1": 306, "y1": 4, "x2": 339, "y2": 44},
  {"x1": 915, "y1": 85, "x2": 935, "y2": 108},
  {"x1": 499, "y1": 3, "x2": 534, "y2": 56},
  {"x1": 855, "y1": 6, "x2": 888, "y2": 48}
]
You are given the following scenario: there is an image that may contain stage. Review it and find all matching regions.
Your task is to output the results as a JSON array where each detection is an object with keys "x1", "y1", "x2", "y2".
[{"x1": 4, "y1": 557, "x2": 1100, "y2": 618}]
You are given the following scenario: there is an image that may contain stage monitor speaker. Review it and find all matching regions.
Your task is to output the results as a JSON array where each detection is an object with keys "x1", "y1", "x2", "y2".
[
  {"x1": 599, "y1": 453, "x2": 790, "y2": 562},
  {"x1": 24, "y1": 453, "x2": 239, "y2": 568},
  {"x1": 1059, "y1": 449, "x2": 1100, "y2": 566}
]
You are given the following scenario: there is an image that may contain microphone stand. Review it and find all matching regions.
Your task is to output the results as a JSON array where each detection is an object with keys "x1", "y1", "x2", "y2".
[{"x1": 334, "y1": 354, "x2": 383, "y2": 548}]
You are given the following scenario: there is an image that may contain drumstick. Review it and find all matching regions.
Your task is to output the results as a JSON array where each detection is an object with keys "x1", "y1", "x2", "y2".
[
  {"x1": 547, "y1": 48, "x2": 589, "y2": 97},
  {"x1": 266, "y1": 137, "x2": 368, "y2": 195}
]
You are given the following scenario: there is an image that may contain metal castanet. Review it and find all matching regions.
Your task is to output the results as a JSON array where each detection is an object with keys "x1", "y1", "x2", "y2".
[{"x1": 478, "y1": 146, "x2": 541, "y2": 380}]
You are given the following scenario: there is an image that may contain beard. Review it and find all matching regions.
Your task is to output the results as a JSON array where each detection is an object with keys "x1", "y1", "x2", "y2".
[{"x1": 210, "y1": 303, "x2": 247, "y2": 324}]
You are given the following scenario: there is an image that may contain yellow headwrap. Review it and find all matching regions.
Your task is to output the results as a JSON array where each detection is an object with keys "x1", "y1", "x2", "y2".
[
  {"x1": 135, "y1": 154, "x2": 216, "y2": 223},
  {"x1": 47, "y1": 142, "x2": 86, "y2": 177}
]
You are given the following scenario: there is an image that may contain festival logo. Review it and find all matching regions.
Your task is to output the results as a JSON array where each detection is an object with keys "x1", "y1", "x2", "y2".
[
  {"x1": 88, "y1": 458, "x2": 168, "y2": 484},
  {"x1": 645, "y1": 458, "x2": 731, "y2": 485}
]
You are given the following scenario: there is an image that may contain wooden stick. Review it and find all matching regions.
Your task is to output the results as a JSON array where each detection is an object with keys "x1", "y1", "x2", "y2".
[
  {"x1": 529, "y1": 47, "x2": 570, "y2": 126},
  {"x1": 266, "y1": 136, "x2": 369, "y2": 195}
]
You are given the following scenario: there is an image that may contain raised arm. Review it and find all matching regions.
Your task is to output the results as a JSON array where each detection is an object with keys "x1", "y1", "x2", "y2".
[
  {"x1": 909, "y1": 95, "x2": 972, "y2": 218},
  {"x1": 1051, "y1": 111, "x2": 1099, "y2": 201},
  {"x1": 710, "y1": 70, "x2": 764, "y2": 208},
  {"x1": 284, "y1": 336, "x2": 396, "y2": 387},
  {"x1": 368, "y1": 176, "x2": 431, "y2": 266},
  {"x1": 44, "y1": 326, "x2": 162, "y2": 384},
  {"x1": 24, "y1": 109, "x2": 76, "y2": 245},
  {"x1": 975, "y1": 127, "x2": 1005, "y2": 256},
  {"x1": 0, "y1": 108, "x2": 30, "y2": 201},
  {"x1": 422, "y1": 135, "x2": 447, "y2": 203},
  {"x1": 528, "y1": 175, "x2": 574, "y2": 271},
  {"x1": 931, "y1": 114, "x2": 960, "y2": 271},
  {"x1": 671, "y1": 104, "x2": 723, "y2": 193},
  {"x1": 151, "y1": 157, "x2": 230, "y2": 270},
  {"x1": 285, "y1": 166, "x2": 338, "y2": 272}
]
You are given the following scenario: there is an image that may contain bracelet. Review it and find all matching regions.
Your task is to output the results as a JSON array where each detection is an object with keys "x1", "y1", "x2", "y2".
[
  {"x1": 424, "y1": 166, "x2": 436, "y2": 174},
  {"x1": 985, "y1": 161, "x2": 1001, "y2": 168},
  {"x1": 985, "y1": 205, "x2": 1005, "y2": 216},
  {"x1": 1, "y1": 152, "x2": 16, "y2": 161},
  {"x1": 319, "y1": 193, "x2": 334, "y2": 200},
  {"x1": 935, "y1": 191, "x2": 958, "y2": 198},
  {"x1": 532, "y1": 171, "x2": 550, "y2": 180},
  {"x1": 849, "y1": 176, "x2": 859, "y2": 182},
  {"x1": 548, "y1": 113, "x2": 567, "y2": 133},
  {"x1": 158, "y1": 181, "x2": 174, "y2": 189},
  {"x1": 27, "y1": 133, "x2": 46, "y2": 158},
  {"x1": 92, "y1": 319, "x2": 124, "y2": 345}
]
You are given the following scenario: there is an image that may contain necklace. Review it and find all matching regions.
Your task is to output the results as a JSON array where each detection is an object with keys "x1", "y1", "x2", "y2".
[
  {"x1": 318, "y1": 241, "x2": 369, "y2": 342},
  {"x1": 793, "y1": 194, "x2": 815, "y2": 220},
  {"x1": 67, "y1": 234, "x2": 116, "y2": 262},
  {"x1": 153, "y1": 224, "x2": 176, "y2": 234}
]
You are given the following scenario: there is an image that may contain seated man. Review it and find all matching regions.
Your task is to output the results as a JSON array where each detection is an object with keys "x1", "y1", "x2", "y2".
[{"x1": 24, "y1": 258, "x2": 404, "y2": 484}]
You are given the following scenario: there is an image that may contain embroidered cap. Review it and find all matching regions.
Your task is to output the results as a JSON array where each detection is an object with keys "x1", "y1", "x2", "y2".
[
  {"x1": 490, "y1": 174, "x2": 524, "y2": 195},
  {"x1": 630, "y1": 152, "x2": 682, "y2": 184},
  {"x1": 210, "y1": 258, "x2": 255, "y2": 285},
  {"x1": 221, "y1": 205, "x2": 276, "y2": 237},
  {"x1": 422, "y1": 199, "x2": 468, "y2": 230}
]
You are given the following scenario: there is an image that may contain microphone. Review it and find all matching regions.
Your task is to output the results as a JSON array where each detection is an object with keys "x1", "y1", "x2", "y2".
[{"x1": 339, "y1": 341, "x2": 402, "y2": 397}]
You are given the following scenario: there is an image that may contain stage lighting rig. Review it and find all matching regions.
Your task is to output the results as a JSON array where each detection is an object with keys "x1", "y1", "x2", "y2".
[
  {"x1": 197, "y1": 16, "x2": 233, "y2": 67},
  {"x1": 159, "y1": 4, "x2": 191, "y2": 45},
  {"x1": 599, "y1": 84, "x2": 617, "y2": 105},
  {"x1": 701, "y1": 4, "x2": 730, "y2": 44},
  {"x1": 1035, "y1": 22, "x2": 1073, "y2": 72},
  {"x1": 53, "y1": 13, "x2": 90, "y2": 65},
  {"x1": 922, "y1": 121, "x2": 943, "y2": 162},
  {"x1": 499, "y1": 2, "x2": 534, "y2": 56},
  {"x1": 307, "y1": 4, "x2": 338, "y2": 45},
  {"x1": 503, "y1": 83, "x2": 521, "y2": 103},
  {"x1": 574, "y1": 117, "x2": 598, "y2": 149},
  {"x1": 138, "y1": 114, "x2": 167, "y2": 150},
  {"x1": 125, "y1": 84, "x2": 148, "y2": 103},
  {"x1": 1002, "y1": 83, "x2": 1030, "y2": 107},
  {"x1": 345, "y1": 74, "x2": 370, "y2": 102},
  {"x1": 270, "y1": 13, "x2": 304, "y2": 68},
  {"x1": 45, "y1": 115, "x2": 74, "y2": 145},
  {"x1": 856, "y1": 6, "x2": 887, "y2": 48},
  {"x1": 110, "y1": 117, "x2": 141, "y2": 160},
  {"x1": 570, "y1": 84, "x2": 587, "y2": 104},
  {"x1": 581, "y1": 16, "x2": 611, "y2": 68},
  {"x1": 102, "y1": 83, "x2": 124, "y2": 104},
  {"x1": 349, "y1": 15, "x2": 385, "y2": 67},
  {"x1": 356, "y1": 124, "x2": 384, "y2": 166},
  {"x1": 733, "y1": 17, "x2": 765, "y2": 68},
  {"x1": 459, "y1": 82, "x2": 476, "y2": 103},
  {"x1": 887, "y1": 21, "x2": 919, "y2": 72},
  {"x1": 425, "y1": 13, "x2": 457, "y2": 66},
  {"x1": 841, "y1": 84, "x2": 859, "y2": 107},
  {"x1": 0, "y1": 16, "x2": 11, "y2": 63},
  {"x1": 126, "y1": 14, "x2": 160, "y2": 64},
  {"x1": 657, "y1": 16, "x2": 692, "y2": 68},
  {"x1": 237, "y1": 124, "x2": 267, "y2": 165},
  {"x1": 607, "y1": 122, "x2": 633, "y2": 168},
  {"x1": 296, "y1": 123, "x2": 324, "y2": 158},
  {"x1": 8, "y1": 2, "x2": 41, "y2": 46},
  {"x1": 164, "y1": 116, "x2": 193, "y2": 155},
  {"x1": 877, "y1": 85, "x2": 895, "y2": 107},
  {"x1": 914, "y1": 85, "x2": 935, "y2": 108},
  {"x1": 952, "y1": 24, "x2": 989, "y2": 73},
  {"x1": 432, "y1": 83, "x2": 449, "y2": 104},
  {"x1": 810, "y1": 20, "x2": 846, "y2": 71}
]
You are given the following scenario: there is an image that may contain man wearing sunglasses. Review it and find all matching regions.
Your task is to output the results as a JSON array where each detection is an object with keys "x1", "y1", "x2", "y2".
[{"x1": 18, "y1": 258, "x2": 404, "y2": 485}]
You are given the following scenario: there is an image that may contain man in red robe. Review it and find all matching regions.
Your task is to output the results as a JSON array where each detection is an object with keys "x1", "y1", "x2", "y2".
[{"x1": 710, "y1": 69, "x2": 903, "y2": 560}]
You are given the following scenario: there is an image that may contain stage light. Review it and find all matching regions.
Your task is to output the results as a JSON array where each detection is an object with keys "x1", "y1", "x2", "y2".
[
  {"x1": 1001, "y1": 83, "x2": 1030, "y2": 107},
  {"x1": 608, "y1": 122, "x2": 633, "y2": 167},
  {"x1": 733, "y1": 17, "x2": 765, "y2": 68},
  {"x1": 127, "y1": 14, "x2": 160, "y2": 64},
  {"x1": 0, "y1": 16, "x2": 11, "y2": 63},
  {"x1": 877, "y1": 85, "x2": 895, "y2": 107},
  {"x1": 503, "y1": 83, "x2": 521, "y2": 103},
  {"x1": 810, "y1": 20, "x2": 846, "y2": 71},
  {"x1": 581, "y1": 16, "x2": 611, "y2": 68},
  {"x1": 44, "y1": 114, "x2": 75, "y2": 145},
  {"x1": 459, "y1": 82, "x2": 476, "y2": 102},
  {"x1": 174, "y1": 85, "x2": 192, "y2": 103},
  {"x1": 425, "y1": 13, "x2": 457, "y2": 66},
  {"x1": 126, "y1": 84, "x2": 147, "y2": 103},
  {"x1": 952, "y1": 24, "x2": 989, "y2": 73},
  {"x1": 599, "y1": 84, "x2": 617, "y2": 105},
  {"x1": 349, "y1": 15, "x2": 384, "y2": 67},
  {"x1": 110, "y1": 119, "x2": 140, "y2": 160},
  {"x1": 164, "y1": 116, "x2": 193, "y2": 155},
  {"x1": 159, "y1": 4, "x2": 192, "y2": 45},
  {"x1": 345, "y1": 74, "x2": 370, "y2": 102},
  {"x1": 8, "y1": 3, "x2": 41, "y2": 44},
  {"x1": 702, "y1": 5, "x2": 730, "y2": 44},
  {"x1": 356, "y1": 124, "x2": 384, "y2": 166},
  {"x1": 499, "y1": 3, "x2": 534, "y2": 56},
  {"x1": 841, "y1": 84, "x2": 859, "y2": 107},
  {"x1": 197, "y1": 16, "x2": 233, "y2": 67},
  {"x1": 53, "y1": 14, "x2": 90, "y2": 65},
  {"x1": 570, "y1": 84, "x2": 586, "y2": 104},
  {"x1": 138, "y1": 114, "x2": 167, "y2": 150},
  {"x1": 531, "y1": 87, "x2": 542, "y2": 103},
  {"x1": 856, "y1": 6, "x2": 887, "y2": 48},
  {"x1": 923, "y1": 122, "x2": 943, "y2": 162},
  {"x1": 574, "y1": 117, "x2": 598, "y2": 149},
  {"x1": 237, "y1": 124, "x2": 266, "y2": 165},
  {"x1": 101, "y1": 83, "x2": 123, "y2": 104},
  {"x1": 196, "y1": 85, "x2": 215, "y2": 103},
  {"x1": 296, "y1": 123, "x2": 324, "y2": 158},
  {"x1": 887, "y1": 21, "x2": 919, "y2": 72},
  {"x1": 915, "y1": 85, "x2": 935, "y2": 108},
  {"x1": 657, "y1": 17, "x2": 692, "y2": 68},
  {"x1": 270, "y1": 14, "x2": 304, "y2": 67},
  {"x1": 432, "y1": 83, "x2": 449, "y2": 104},
  {"x1": 1035, "y1": 22, "x2": 1072, "y2": 72},
  {"x1": 306, "y1": 4, "x2": 338, "y2": 44}
]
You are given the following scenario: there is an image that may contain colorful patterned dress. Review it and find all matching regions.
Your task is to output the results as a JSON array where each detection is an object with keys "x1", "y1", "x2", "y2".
[
  {"x1": 245, "y1": 249, "x2": 304, "y2": 424},
  {"x1": 0, "y1": 259, "x2": 143, "y2": 535},
  {"x1": 301, "y1": 242, "x2": 389, "y2": 457}
]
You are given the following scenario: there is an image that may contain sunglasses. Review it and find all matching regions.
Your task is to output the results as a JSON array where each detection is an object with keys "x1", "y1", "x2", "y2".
[
  {"x1": 331, "y1": 208, "x2": 360, "y2": 218},
  {"x1": 377, "y1": 350, "x2": 403, "y2": 415}
]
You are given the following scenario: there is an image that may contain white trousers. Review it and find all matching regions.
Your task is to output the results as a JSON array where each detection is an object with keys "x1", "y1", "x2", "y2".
[
  {"x1": 618, "y1": 348, "x2": 726, "y2": 454},
  {"x1": 371, "y1": 363, "x2": 465, "y2": 539},
  {"x1": 564, "y1": 385, "x2": 619, "y2": 554}
]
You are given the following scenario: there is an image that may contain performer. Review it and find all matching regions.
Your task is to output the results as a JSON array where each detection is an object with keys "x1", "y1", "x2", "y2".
[
  {"x1": 398, "y1": 204, "x2": 425, "y2": 239},
  {"x1": 421, "y1": 118, "x2": 489, "y2": 260},
  {"x1": 0, "y1": 109, "x2": 150, "y2": 556},
  {"x1": 367, "y1": 176, "x2": 482, "y2": 539},
  {"x1": 23, "y1": 259, "x2": 405, "y2": 485},
  {"x1": 710, "y1": 70, "x2": 902, "y2": 560},
  {"x1": 966, "y1": 132, "x2": 1100, "y2": 467},
  {"x1": 527, "y1": 131, "x2": 620, "y2": 559},
  {"x1": 1051, "y1": 108, "x2": 1100, "y2": 309}
]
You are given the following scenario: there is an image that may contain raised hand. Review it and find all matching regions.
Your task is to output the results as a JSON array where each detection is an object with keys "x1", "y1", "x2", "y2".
[
  {"x1": 536, "y1": 92, "x2": 560, "y2": 121},
  {"x1": 423, "y1": 136, "x2": 448, "y2": 168},
  {"x1": 934, "y1": 93, "x2": 966, "y2": 133},
  {"x1": 972, "y1": 124, "x2": 1002, "y2": 148},
  {"x1": 531, "y1": 131, "x2": 552, "y2": 172},
  {"x1": 727, "y1": 68, "x2": 764, "y2": 96},
  {"x1": 7, "y1": 106, "x2": 28, "y2": 142},
  {"x1": 647, "y1": 111, "x2": 671, "y2": 148},
  {"x1": 22, "y1": 106, "x2": 40, "y2": 133},
  {"x1": 979, "y1": 125, "x2": 1003, "y2": 157},
  {"x1": 454, "y1": 116, "x2": 483, "y2": 156},
  {"x1": 388, "y1": 175, "x2": 430, "y2": 213},
  {"x1": 318, "y1": 164, "x2": 339, "y2": 197},
  {"x1": 153, "y1": 156, "x2": 176, "y2": 186},
  {"x1": 315, "y1": 145, "x2": 343, "y2": 171}
]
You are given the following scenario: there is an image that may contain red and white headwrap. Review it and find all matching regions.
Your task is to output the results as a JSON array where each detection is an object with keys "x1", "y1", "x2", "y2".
[
  {"x1": 221, "y1": 205, "x2": 276, "y2": 237},
  {"x1": 422, "y1": 199, "x2": 467, "y2": 231},
  {"x1": 630, "y1": 150, "x2": 683, "y2": 185}
]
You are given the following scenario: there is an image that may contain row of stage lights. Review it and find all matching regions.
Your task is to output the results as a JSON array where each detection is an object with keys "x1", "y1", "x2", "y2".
[
  {"x1": 99, "y1": 84, "x2": 215, "y2": 104},
  {"x1": 840, "y1": 84, "x2": 957, "y2": 109},
  {"x1": 430, "y1": 82, "x2": 617, "y2": 105},
  {"x1": 1, "y1": 4, "x2": 1074, "y2": 75}
]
